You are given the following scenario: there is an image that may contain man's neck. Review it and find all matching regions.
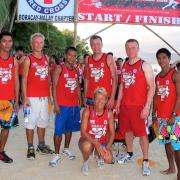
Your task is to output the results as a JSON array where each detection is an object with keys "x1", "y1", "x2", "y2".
[
  {"x1": 161, "y1": 65, "x2": 170, "y2": 74},
  {"x1": 32, "y1": 51, "x2": 42, "y2": 59},
  {"x1": 65, "y1": 61, "x2": 74, "y2": 70},
  {"x1": 93, "y1": 52, "x2": 103, "y2": 61},
  {"x1": 0, "y1": 50, "x2": 10, "y2": 60},
  {"x1": 128, "y1": 57, "x2": 140, "y2": 65}
]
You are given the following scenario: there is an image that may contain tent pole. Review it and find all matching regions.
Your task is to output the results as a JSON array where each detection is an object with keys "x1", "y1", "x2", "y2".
[
  {"x1": 73, "y1": 0, "x2": 78, "y2": 47},
  {"x1": 143, "y1": 25, "x2": 180, "y2": 56}
]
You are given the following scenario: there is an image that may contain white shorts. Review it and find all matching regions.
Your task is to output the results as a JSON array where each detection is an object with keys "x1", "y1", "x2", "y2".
[{"x1": 24, "y1": 97, "x2": 49, "y2": 129}]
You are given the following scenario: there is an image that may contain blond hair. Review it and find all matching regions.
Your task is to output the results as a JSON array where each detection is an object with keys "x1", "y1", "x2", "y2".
[
  {"x1": 30, "y1": 33, "x2": 45, "y2": 43},
  {"x1": 94, "y1": 87, "x2": 108, "y2": 100}
]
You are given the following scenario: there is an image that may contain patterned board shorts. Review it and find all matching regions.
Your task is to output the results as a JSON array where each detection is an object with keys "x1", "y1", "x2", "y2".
[
  {"x1": 158, "y1": 117, "x2": 180, "y2": 151},
  {"x1": 0, "y1": 100, "x2": 15, "y2": 129}
]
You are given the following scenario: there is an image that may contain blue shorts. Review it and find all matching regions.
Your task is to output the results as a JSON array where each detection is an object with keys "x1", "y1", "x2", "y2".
[
  {"x1": 54, "y1": 106, "x2": 80, "y2": 135},
  {"x1": 0, "y1": 100, "x2": 15, "y2": 129}
]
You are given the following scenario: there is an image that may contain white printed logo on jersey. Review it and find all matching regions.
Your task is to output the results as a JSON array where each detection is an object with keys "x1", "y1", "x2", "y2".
[
  {"x1": 65, "y1": 77, "x2": 77, "y2": 93},
  {"x1": 91, "y1": 67, "x2": 104, "y2": 82},
  {"x1": 157, "y1": 85, "x2": 170, "y2": 101},
  {"x1": 89, "y1": 126, "x2": 107, "y2": 139},
  {"x1": 32, "y1": 63, "x2": 48, "y2": 80},
  {"x1": 0, "y1": 65, "x2": 12, "y2": 84},
  {"x1": 122, "y1": 70, "x2": 136, "y2": 88}
]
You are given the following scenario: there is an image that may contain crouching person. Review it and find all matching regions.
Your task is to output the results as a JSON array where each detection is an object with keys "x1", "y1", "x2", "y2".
[{"x1": 79, "y1": 87, "x2": 115, "y2": 175}]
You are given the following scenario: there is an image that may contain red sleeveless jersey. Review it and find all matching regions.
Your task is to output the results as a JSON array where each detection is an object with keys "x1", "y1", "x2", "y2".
[
  {"x1": 117, "y1": 65, "x2": 122, "y2": 83},
  {"x1": 0, "y1": 56, "x2": 15, "y2": 100},
  {"x1": 86, "y1": 107, "x2": 109, "y2": 144},
  {"x1": 121, "y1": 59, "x2": 147, "y2": 106},
  {"x1": 57, "y1": 63, "x2": 79, "y2": 106},
  {"x1": 86, "y1": 53, "x2": 112, "y2": 98},
  {"x1": 156, "y1": 68, "x2": 180, "y2": 118},
  {"x1": 27, "y1": 53, "x2": 49, "y2": 97}
]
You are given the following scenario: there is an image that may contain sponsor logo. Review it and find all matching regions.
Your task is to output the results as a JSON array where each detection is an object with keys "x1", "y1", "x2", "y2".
[{"x1": 26, "y1": 0, "x2": 70, "y2": 14}]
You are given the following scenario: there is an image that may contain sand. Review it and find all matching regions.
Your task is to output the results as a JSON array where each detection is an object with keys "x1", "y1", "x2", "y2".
[{"x1": 0, "y1": 109, "x2": 177, "y2": 180}]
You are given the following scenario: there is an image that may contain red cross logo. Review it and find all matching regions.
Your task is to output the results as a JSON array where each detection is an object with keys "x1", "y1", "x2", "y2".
[{"x1": 44, "y1": 0, "x2": 53, "y2": 4}]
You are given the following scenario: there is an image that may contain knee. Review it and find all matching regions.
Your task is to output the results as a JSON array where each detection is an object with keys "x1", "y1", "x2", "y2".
[
  {"x1": 104, "y1": 150, "x2": 113, "y2": 164},
  {"x1": 80, "y1": 141, "x2": 93, "y2": 153}
]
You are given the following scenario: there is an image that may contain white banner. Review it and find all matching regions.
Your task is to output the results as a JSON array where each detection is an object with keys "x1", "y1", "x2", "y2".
[{"x1": 17, "y1": 0, "x2": 74, "y2": 22}]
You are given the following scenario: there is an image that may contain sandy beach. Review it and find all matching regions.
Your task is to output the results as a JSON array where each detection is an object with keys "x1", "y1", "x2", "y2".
[{"x1": 0, "y1": 109, "x2": 177, "y2": 180}]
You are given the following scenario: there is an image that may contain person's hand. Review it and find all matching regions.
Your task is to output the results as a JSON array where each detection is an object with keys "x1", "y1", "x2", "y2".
[
  {"x1": 140, "y1": 107, "x2": 150, "y2": 119},
  {"x1": 54, "y1": 103, "x2": 60, "y2": 114},
  {"x1": 152, "y1": 116, "x2": 158, "y2": 125},
  {"x1": 167, "y1": 116, "x2": 175, "y2": 126},
  {"x1": 106, "y1": 97, "x2": 114, "y2": 110},
  {"x1": 23, "y1": 98, "x2": 30, "y2": 108},
  {"x1": 13, "y1": 101, "x2": 19, "y2": 112}
]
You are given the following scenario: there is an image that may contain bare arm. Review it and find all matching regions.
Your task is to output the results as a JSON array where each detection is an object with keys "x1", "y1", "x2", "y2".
[
  {"x1": 168, "y1": 71, "x2": 180, "y2": 124},
  {"x1": 52, "y1": 65, "x2": 62, "y2": 114},
  {"x1": 106, "y1": 54, "x2": 118, "y2": 109},
  {"x1": 14, "y1": 57, "x2": 19, "y2": 110},
  {"x1": 22, "y1": 56, "x2": 30, "y2": 107},
  {"x1": 141, "y1": 62, "x2": 154, "y2": 119},
  {"x1": 106, "y1": 110, "x2": 115, "y2": 150},
  {"x1": 83, "y1": 60, "x2": 89, "y2": 103}
]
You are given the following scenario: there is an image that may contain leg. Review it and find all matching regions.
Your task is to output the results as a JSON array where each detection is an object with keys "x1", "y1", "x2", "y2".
[
  {"x1": 139, "y1": 135, "x2": 149, "y2": 160},
  {"x1": 37, "y1": 127, "x2": 45, "y2": 145},
  {"x1": 64, "y1": 132, "x2": 72, "y2": 149},
  {"x1": 79, "y1": 139, "x2": 93, "y2": 161},
  {"x1": 0, "y1": 128, "x2": 9, "y2": 152},
  {"x1": 54, "y1": 135, "x2": 63, "y2": 154},
  {"x1": 174, "y1": 150, "x2": 180, "y2": 180},
  {"x1": 160, "y1": 143, "x2": 176, "y2": 174},
  {"x1": 125, "y1": 131, "x2": 134, "y2": 153},
  {"x1": 26, "y1": 128, "x2": 34, "y2": 146},
  {"x1": 103, "y1": 150, "x2": 113, "y2": 164}
]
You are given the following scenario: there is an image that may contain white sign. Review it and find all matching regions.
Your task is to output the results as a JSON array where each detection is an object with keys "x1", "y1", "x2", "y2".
[{"x1": 17, "y1": 0, "x2": 74, "y2": 22}]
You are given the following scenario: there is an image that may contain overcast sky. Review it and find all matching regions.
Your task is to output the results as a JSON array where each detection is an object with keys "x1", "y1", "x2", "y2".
[{"x1": 54, "y1": 23, "x2": 180, "y2": 64}]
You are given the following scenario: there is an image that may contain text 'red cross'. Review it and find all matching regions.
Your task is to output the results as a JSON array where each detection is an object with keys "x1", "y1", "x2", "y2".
[{"x1": 44, "y1": 0, "x2": 53, "y2": 4}]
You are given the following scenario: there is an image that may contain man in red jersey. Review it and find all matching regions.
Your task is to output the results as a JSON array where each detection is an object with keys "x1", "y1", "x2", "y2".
[
  {"x1": 49, "y1": 47, "x2": 81, "y2": 167},
  {"x1": 22, "y1": 33, "x2": 53, "y2": 160},
  {"x1": 152, "y1": 48, "x2": 180, "y2": 180},
  {"x1": 115, "y1": 39, "x2": 154, "y2": 176},
  {"x1": 0, "y1": 31, "x2": 19, "y2": 163},
  {"x1": 84, "y1": 35, "x2": 117, "y2": 109}
]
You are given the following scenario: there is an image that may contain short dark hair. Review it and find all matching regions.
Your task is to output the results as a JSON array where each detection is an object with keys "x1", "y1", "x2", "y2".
[
  {"x1": 156, "y1": 48, "x2": 171, "y2": 59},
  {"x1": 90, "y1": 35, "x2": 102, "y2": 42},
  {"x1": 117, "y1": 57, "x2": 123, "y2": 62},
  {"x1": 15, "y1": 46, "x2": 24, "y2": 52},
  {"x1": 65, "y1": 46, "x2": 77, "y2": 54},
  {"x1": 83, "y1": 53, "x2": 89, "y2": 59},
  {"x1": 107, "y1": 52, "x2": 113, "y2": 56},
  {"x1": 125, "y1": 39, "x2": 139, "y2": 47},
  {"x1": 0, "y1": 31, "x2": 13, "y2": 40}
]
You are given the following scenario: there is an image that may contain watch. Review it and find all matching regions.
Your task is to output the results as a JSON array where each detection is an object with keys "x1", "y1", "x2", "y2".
[{"x1": 171, "y1": 112, "x2": 177, "y2": 116}]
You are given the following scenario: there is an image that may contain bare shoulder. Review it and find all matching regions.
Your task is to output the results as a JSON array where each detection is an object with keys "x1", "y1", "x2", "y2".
[{"x1": 173, "y1": 70, "x2": 180, "y2": 82}]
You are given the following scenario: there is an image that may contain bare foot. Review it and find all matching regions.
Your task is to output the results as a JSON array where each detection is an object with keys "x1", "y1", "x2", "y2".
[{"x1": 160, "y1": 169, "x2": 176, "y2": 175}]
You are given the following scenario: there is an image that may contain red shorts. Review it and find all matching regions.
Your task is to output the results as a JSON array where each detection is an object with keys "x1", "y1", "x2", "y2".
[{"x1": 119, "y1": 105, "x2": 148, "y2": 137}]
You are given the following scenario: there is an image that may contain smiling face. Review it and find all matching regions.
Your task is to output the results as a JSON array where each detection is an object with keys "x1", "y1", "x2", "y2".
[
  {"x1": 90, "y1": 38, "x2": 103, "y2": 55},
  {"x1": 31, "y1": 36, "x2": 44, "y2": 53},
  {"x1": 65, "y1": 49, "x2": 77, "y2": 66},
  {"x1": 125, "y1": 41, "x2": 139, "y2": 59},
  {"x1": 157, "y1": 52, "x2": 170, "y2": 69},
  {"x1": 0, "y1": 35, "x2": 13, "y2": 53}
]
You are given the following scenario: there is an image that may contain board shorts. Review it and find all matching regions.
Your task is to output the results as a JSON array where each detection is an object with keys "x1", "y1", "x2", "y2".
[{"x1": 158, "y1": 117, "x2": 180, "y2": 151}]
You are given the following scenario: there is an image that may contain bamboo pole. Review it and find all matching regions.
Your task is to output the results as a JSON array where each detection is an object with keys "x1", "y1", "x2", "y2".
[
  {"x1": 73, "y1": 0, "x2": 78, "y2": 47},
  {"x1": 9, "y1": 1, "x2": 17, "y2": 32}
]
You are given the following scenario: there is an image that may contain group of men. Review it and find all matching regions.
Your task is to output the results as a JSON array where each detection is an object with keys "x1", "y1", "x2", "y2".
[{"x1": 0, "y1": 31, "x2": 179, "y2": 179}]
